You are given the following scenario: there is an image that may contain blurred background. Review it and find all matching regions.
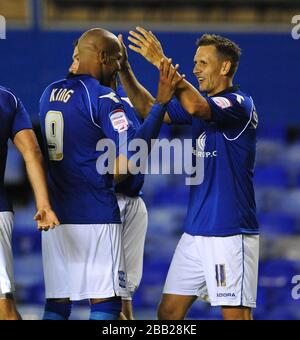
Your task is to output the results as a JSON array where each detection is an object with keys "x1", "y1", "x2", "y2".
[{"x1": 1, "y1": 0, "x2": 300, "y2": 320}]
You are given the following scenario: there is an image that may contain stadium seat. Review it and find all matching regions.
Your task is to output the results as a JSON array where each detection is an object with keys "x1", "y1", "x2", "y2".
[
  {"x1": 254, "y1": 165, "x2": 289, "y2": 187},
  {"x1": 258, "y1": 212, "x2": 299, "y2": 235}
]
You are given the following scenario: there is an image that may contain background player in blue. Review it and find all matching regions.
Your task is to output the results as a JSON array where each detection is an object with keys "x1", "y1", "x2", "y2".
[
  {"x1": 0, "y1": 86, "x2": 60, "y2": 320},
  {"x1": 118, "y1": 29, "x2": 259, "y2": 320},
  {"x1": 40, "y1": 28, "x2": 183, "y2": 320},
  {"x1": 68, "y1": 42, "x2": 147, "y2": 320}
]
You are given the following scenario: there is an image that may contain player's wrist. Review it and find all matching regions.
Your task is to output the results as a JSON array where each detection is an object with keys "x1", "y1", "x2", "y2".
[
  {"x1": 36, "y1": 202, "x2": 52, "y2": 211},
  {"x1": 120, "y1": 61, "x2": 131, "y2": 73}
]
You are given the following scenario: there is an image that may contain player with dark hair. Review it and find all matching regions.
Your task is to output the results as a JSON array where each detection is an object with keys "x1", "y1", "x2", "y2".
[
  {"x1": 118, "y1": 28, "x2": 259, "y2": 320},
  {"x1": 0, "y1": 86, "x2": 60, "y2": 320},
  {"x1": 39, "y1": 28, "x2": 183, "y2": 320}
]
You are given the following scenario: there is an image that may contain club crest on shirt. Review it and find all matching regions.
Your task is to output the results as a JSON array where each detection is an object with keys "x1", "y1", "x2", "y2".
[
  {"x1": 197, "y1": 132, "x2": 206, "y2": 151},
  {"x1": 109, "y1": 109, "x2": 129, "y2": 133},
  {"x1": 211, "y1": 97, "x2": 232, "y2": 109}
]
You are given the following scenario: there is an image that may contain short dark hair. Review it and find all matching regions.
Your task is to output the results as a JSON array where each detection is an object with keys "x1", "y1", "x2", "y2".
[{"x1": 196, "y1": 34, "x2": 241, "y2": 78}]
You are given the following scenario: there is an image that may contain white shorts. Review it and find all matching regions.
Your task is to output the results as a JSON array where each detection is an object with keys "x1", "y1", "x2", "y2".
[
  {"x1": 42, "y1": 223, "x2": 128, "y2": 301},
  {"x1": 163, "y1": 233, "x2": 259, "y2": 308},
  {"x1": 0, "y1": 212, "x2": 14, "y2": 297},
  {"x1": 117, "y1": 194, "x2": 148, "y2": 298}
]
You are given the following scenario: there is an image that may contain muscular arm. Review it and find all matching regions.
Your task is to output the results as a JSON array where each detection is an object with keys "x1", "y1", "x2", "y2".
[
  {"x1": 118, "y1": 34, "x2": 172, "y2": 124},
  {"x1": 128, "y1": 27, "x2": 211, "y2": 120},
  {"x1": 13, "y1": 129, "x2": 60, "y2": 230},
  {"x1": 114, "y1": 59, "x2": 184, "y2": 183},
  {"x1": 174, "y1": 79, "x2": 211, "y2": 120},
  {"x1": 118, "y1": 60, "x2": 155, "y2": 117}
]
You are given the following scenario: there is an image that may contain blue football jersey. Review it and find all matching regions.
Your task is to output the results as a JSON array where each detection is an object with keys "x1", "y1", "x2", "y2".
[
  {"x1": 167, "y1": 86, "x2": 259, "y2": 236},
  {"x1": 0, "y1": 86, "x2": 32, "y2": 212},
  {"x1": 39, "y1": 75, "x2": 136, "y2": 224},
  {"x1": 114, "y1": 84, "x2": 144, "y2": 197}
]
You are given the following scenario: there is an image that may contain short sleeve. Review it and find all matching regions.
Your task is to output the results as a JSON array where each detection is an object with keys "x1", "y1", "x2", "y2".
[
  {"x1": 206, "y1": 93, "x2": 253, "y2": 127},
  {"x1": 97, "y1": 90, "x2": 136, "y2": 156},
  {"x1": 11, "y1": 97, "x2": 33, "y2": 139},
  {"x1": 167, "y1": 98, "x2": 192, "y2": 125}
]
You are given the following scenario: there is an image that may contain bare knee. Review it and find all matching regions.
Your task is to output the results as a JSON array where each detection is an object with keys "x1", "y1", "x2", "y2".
[
  {"x1": 222, "y1": 307, "x2": 252, "y2": 320},
  {"x1": 158, "y1": 294, "x2": 196, "y2": 320},
  {"x1": 0, "y1": 296, "x2": 21, "y2": 320},
  {"x1": 157, "y1": 301, "x2": 186, "y2": 320}
]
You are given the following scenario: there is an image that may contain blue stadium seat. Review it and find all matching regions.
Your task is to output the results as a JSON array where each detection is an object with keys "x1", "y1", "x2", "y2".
[
  {"x1": 257, "y1": 125, "x2": 286, "y2": 141},
  {"x1": 254, "y1": 165, "x2": 289, "y2": 187},
  {"x1": 258, "y1": 212, "x2": 298, "y2": 235}
]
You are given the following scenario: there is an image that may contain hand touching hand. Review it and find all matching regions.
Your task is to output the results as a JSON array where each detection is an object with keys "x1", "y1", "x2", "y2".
[{"x1": 156, "y1": 59, "x2": 185, "y2": 105}]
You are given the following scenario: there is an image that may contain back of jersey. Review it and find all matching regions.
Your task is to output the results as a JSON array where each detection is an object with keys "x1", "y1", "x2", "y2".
[{"x1": 39, "y1": 75, "x2": 124, "y2": 225}]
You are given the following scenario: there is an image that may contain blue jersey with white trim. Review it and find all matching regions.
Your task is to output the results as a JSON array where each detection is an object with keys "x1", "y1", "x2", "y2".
[
  {"x1": 115, "y1": 84, "x2": 144, "y2": 197},
  {"x1": 0, "y1": 86, "x2": 32, "y2": 212},
  {"x1": 167, "y1": 86, "x2": 259, "y2": 236},
  {"x1": 39, "y1": 75, "x2": 136, "y2": 224}
]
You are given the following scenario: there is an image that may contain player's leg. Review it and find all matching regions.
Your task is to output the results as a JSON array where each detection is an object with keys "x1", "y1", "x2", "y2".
[
  {"x1": 43, "y1": 298, "x2": 72, "y2": 320},
  {"x1": 201, "y1": 234, "x2": 259, "y2": 320},
  {"x1": 158, "y1": 294, "x2": 197, "y2": 320},
  {"x1": 0, "y1": 212, "x2": 20, "y2": 320},
  {"x1": 64, "y1": 223, "x2": 127, "y2": 320},
  {"x1": 117, "y1": 194, "x2": 148, "y2": 320},
  {"x1": 158, "y1": 233, "x2": 207, "y2": 320},
  {"x1": 0, "y1": 295, "x2": 21, "y2": 320},
  {"x1": 89, "y1": 297, "x2": 122, "y2": 320},
  {"x1": 221, "y1": 306, "x2": 253, "y2": 320},
  {"x1": 42, "y1": 227, "x2": 72, "y2": 320}
]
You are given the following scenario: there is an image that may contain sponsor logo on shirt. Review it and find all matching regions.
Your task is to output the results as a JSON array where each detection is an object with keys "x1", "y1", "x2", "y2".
[
  {"x1": 197, "y1": 132, "x2": 206, "y2": 151},
  {"x1": 110, "y1": 109, "x2": 129, "y2": 133},
  {"x1": 211, "y1": 96, "x2": 232, "y2": 109},
  {"x1": 193, "y1": 132, "x2": 217, "y2": 158}
]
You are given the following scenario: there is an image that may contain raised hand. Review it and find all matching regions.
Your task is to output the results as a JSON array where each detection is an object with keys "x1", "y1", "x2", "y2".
[
  {"x1": 128, "y1": 27, "x2": 166, "y2": 69},
  {"x1": 34, "y1": 207, "x2": 60, "y2": 232},
  {"x1": 156, "y1": 59, "x2": 185, "y2": 105},
  {"x1": 118, "y1": 34, "x2": 130, "y2": 70}
]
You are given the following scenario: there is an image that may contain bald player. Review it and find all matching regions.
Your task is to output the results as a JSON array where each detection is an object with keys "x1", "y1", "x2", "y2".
[
  {"x1": 39, "y1": 28, "x2": 183, "y2": 320},
  {"x1": 0, "y1": 86, "x2": 60, "y2": 320},
  {"x1": 69, "y1": 39, "x2": 150, "y2": 320}
]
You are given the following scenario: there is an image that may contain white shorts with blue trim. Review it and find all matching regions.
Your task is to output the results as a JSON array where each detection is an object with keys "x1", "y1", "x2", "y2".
[
  {"x1": 0, "y1": 212, "x2": 14, "y2": 298},
  {"x1": 163, "y1": 233, "x2": 259, "y2": 308},
  {"x1": 42, "y1": 223, "x2": 129, "y2": 301},
  {"x1": 117, "y1": 194, "x2": 148, "y2": 298}
]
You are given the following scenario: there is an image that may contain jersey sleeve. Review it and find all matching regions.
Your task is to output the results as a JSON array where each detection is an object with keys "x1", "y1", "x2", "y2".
[
  {"x1": 166, "y1": 98, "x2": 192, "y2": 125},
  {"x1": 96, "y1": 90, "x2": 136, "y2": 157},
  {"x1": 11, "y1": 97, "x2": 33, "y2": 140},
  {"x1": 206, "y1": 93, "x2": 253, "y2": 127}
]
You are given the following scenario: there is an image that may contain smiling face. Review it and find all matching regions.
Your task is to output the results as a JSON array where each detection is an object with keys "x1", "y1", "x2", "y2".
[{"x1": 193, "y1": 45, "x2": 229, "y2": 97}]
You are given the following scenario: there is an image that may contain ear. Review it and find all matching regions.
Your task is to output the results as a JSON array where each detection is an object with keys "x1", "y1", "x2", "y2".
[
  {"x1": 221, "y1": 60, "x2": 232, "y2": 76},
  {"x1": 99, "y1": 50, "x2": 109, "y2": 64}
]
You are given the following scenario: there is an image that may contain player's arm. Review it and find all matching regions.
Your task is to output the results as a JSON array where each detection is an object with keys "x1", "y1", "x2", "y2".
[
  {"x1": 118, "y1": 34, "x2": 172, "y2": 124},
  {"x1": 128, "y1": 27, "x2": 211, "y2": 120},
  {"x1": 114, "y1": 59, "x2": 184, "y2": 184},
  {"x1": 13, "y1": 129, "x2": 60, "y2": 231}
]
